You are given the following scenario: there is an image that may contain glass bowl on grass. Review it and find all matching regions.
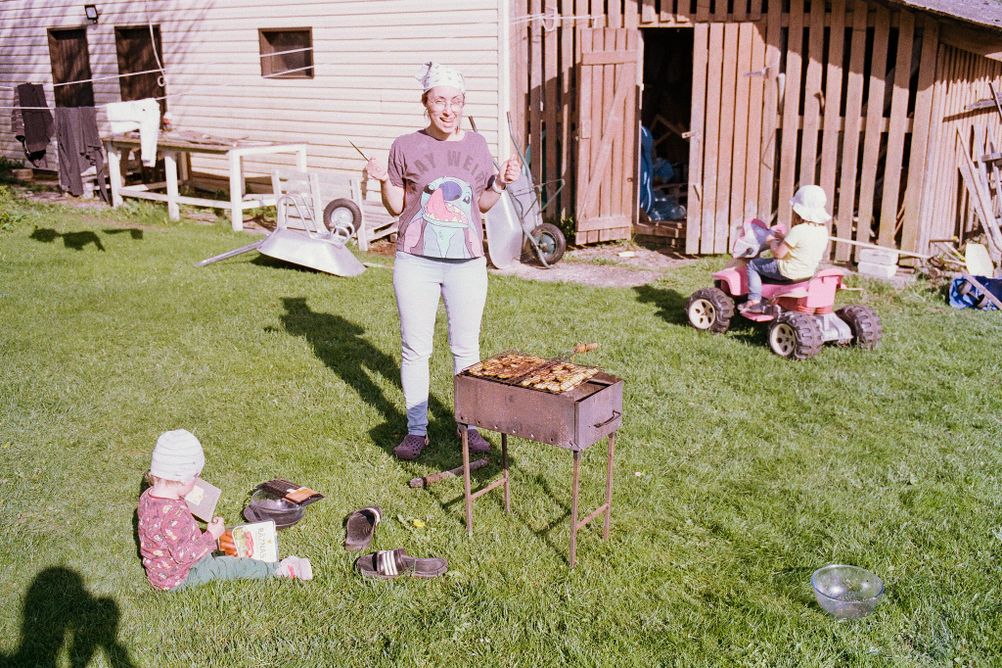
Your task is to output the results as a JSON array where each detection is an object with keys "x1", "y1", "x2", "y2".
[{"x1": 811, "y1": 564, "x2": 884, "y2": 619}]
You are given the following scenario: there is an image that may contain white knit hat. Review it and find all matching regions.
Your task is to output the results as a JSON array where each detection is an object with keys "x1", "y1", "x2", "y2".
[
  {"x1": 790, "y1": 185, "x2": 832, "y2": 223},
  {"x1": 416, "y1": 62, "x2": 465, "y2": 93},
  {"x1": 150, "y1": 429, "x2": 205, "y2": 482}
]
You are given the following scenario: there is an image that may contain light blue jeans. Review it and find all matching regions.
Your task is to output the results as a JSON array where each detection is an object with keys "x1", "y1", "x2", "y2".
[
  {"x1": 746, "y1": 257, "x2": 785, "y2": 302},
  {"x1": 393, "y1": 252, "x2": 488, "y2": 436}
]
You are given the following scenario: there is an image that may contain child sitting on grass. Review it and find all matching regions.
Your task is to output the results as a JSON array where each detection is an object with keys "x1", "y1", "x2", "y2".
[
  {"x1": 138, "y1": 429, "x2": 312, "y2": 590},
  {"x1": 741, "y1": 184, "x2": 833, "y2": 315}
]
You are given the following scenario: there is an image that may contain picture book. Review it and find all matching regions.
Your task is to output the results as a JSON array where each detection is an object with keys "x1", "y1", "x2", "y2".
[
  {"x1": 257, "y1": 479, "x2": 325, "y2": 507},
  {"x1": 229, "y1": 520, "x2": 279, "y2": 563},
  {"x1": 183, "y1": 478, "x2": 221, "y2": 522}
]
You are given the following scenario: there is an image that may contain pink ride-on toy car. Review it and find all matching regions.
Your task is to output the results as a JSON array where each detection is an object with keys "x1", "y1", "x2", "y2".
[{"x1": 685, "y1": 263, "x2": 882, "y2": 360}]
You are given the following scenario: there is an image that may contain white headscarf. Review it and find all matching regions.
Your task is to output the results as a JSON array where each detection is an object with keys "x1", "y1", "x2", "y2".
[{"x1": 415, "y1": 62, "x2": 465, "y2": 93}]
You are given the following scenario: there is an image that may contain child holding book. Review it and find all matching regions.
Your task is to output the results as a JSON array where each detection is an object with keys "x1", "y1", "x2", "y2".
[{"x1": 137, "y1": 429, "x2": 313, "y2": 590}]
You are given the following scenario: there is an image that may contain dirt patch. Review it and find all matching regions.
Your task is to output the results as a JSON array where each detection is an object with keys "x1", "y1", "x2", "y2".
[{"x1": 495, "y1": 244, "x2": 696, "y2": 288}]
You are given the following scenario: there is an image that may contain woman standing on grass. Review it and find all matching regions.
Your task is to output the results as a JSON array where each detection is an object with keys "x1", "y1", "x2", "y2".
[{"x1": 364, "y1": 62, "x2": 520, "y2": 461}]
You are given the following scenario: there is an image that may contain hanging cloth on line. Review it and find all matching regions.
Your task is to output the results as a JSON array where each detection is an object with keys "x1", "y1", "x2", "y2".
[
  {"x1": 11, "y1": 83, "x2": 54, "y2": 167},
  {"x1": 105, "y1": 98, "x2": 161, "y2": 166},
  {"x1": 54, "y1": 106, "x2": 109, "y2": 201}
]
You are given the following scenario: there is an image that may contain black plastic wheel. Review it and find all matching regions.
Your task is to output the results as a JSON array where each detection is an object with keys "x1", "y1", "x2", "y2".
[
  {"x1": 685, "y1": 287, "x2": 735, "y2": 333},
  {"x1": 768, "y1": 312, "x2": 824, "y2": 360},
  {"x1": 529, "y1": 223, "x2": 567, "y2": 265},
  {"x1": 322, "y1": 198, "x2": 362, "y2": 236},
  {"x1": 836, "y1": 305, "x2": 882, "y2": 349}
]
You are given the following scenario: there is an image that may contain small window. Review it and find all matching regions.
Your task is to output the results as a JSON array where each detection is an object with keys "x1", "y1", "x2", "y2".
[{"x1": 259, "y1": 28, "x2": 314, "y2": 79}]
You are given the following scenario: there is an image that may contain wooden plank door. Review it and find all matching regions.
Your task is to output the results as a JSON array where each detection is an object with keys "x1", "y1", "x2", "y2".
[
  {"x1": 686, "y1": 20, "x2": 767, "y2": 254},
  {"x1": 115, "y1": 26, "x2": 167, "y2": 116},
  {"x1": 575, "y1": 28, "x2": 641, "y2": 244},
  {"x1": 47, "y1": 28, "x2": 94, "y2": 108}
]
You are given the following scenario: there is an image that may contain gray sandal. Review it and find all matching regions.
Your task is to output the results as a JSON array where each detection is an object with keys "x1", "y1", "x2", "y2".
[
  {"x1": 354, "y1": 548, "x2": 448, "y2": 580},
  {"x1": 344, "y1": 506, "x2": 381, "y2": 552}
]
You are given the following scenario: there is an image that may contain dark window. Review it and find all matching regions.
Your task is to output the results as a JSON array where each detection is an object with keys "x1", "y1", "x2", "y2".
[
  {"x1": 259, "y1": 28, "x2": 314, "y2": 79},
  {"x1": 115, "y1": 25, "x2": 167, "y2": 116},
  {"x1": 47, "y1": 28, "x2": 94, "y2": 107}
]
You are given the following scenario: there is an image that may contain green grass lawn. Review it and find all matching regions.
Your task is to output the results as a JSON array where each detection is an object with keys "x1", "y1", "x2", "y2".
[{"x1": 1, "y1": 186, "x2": 1001, "y2": 667}]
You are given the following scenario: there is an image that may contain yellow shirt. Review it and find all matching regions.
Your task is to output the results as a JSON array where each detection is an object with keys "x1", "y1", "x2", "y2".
[{"x1": 777, "y1": 223, "x2": 829, "y2": 280}]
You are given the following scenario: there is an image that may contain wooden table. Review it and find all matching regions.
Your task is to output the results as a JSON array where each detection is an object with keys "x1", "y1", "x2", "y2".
[{"x1": 103, "y1": 131, "x2": 307, "y2": 231}]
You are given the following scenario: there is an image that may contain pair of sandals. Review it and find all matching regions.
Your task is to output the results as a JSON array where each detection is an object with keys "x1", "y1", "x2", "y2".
[{"x1": 344, "y1": 506, "x2": 448, "y2": 579}]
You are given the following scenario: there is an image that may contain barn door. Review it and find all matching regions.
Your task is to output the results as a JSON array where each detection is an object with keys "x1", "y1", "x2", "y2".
[
  {"x1": 575, "y1": 28, "x2": 641, "y2": 244},
  {"x1": 47, "y1": 28, "x2": 94, "y2": 107},
  {"x1": 686, "y1": 21, "x2": 769, "y2": 255}
]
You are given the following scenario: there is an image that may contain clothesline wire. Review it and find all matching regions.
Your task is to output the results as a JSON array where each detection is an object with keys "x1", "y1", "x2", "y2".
[
  {"x1": 51, "y1": 67, "x2": 165, "y2": 89},
  {"x1": 0, "y1": 60, "x2": 319, "y2": 112}
]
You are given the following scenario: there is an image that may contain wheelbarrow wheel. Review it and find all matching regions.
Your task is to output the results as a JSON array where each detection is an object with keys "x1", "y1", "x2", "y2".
[
  {"x1": 322, "y1": 198, "x2": 362, "y2": 237},
  {"x1": 529, "y1": 223, "x2": 566, "y2": 265}
]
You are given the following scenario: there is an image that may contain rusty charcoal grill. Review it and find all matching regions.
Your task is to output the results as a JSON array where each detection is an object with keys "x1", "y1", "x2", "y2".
[{"x1": 454, "y1": 361, "x2": 623, "y2": 567}]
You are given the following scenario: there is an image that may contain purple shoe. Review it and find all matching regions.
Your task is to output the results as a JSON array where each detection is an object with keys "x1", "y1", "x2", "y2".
[
  {"x1": 394, "y1": 434, "x2": 429, "y2": 461},
  {"x1": 458, "y1": 427, "x2": 491, "y2": 454}
]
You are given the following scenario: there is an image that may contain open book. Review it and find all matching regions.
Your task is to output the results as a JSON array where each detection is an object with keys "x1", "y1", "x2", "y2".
[
  {"x1": 228, "y1": 520, "x2": 279, "y2": 563},
  {"x1": 183, "y1": 478, "x2": 221, "y2": 522}
]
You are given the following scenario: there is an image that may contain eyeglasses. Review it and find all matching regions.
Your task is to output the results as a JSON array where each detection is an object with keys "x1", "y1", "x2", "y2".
[{"x1": 428, "y1": 97, "x2": 465, "y2": 112}]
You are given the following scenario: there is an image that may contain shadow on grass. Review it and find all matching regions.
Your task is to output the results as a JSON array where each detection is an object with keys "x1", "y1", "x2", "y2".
[
  {"x1": 103, "y1": 227, "x2": 144, "y2": 240},
  {"x1": 0, "y1": 567, "x2": 135, "y2": 668},
  {"x1": 30, "y1": 227, "x2": 105, "y2": 251},
  {"x1": 277, "y1": 297, "x2": 498, "y2": 513},
  {"x1": 634, "y1": 283, "x2": 768, "y2": 347},
  {"x1": 633, "y1": 283, "x2": 689, "y2": 325}
]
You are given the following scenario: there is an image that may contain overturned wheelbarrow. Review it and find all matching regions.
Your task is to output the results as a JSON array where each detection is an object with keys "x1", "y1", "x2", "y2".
[{"x1": 196, "y1": 194, "x2": 365, "y2": 277}]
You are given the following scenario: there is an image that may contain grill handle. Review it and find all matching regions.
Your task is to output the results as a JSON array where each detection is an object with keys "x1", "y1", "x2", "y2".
[{"x1": 593, "y1": 410, "x2": 621, "y2": 429}]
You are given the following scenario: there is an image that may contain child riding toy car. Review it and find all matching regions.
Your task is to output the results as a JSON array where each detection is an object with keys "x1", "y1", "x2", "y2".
[{"x1": 685, "y1": 207, "x2": 882, "y2": 360}]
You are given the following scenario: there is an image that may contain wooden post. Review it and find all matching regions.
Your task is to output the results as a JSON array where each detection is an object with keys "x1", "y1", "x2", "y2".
[
  {"x1": 105, "y1": 142, "x2": 123, "y2": 207},
  {"x1": 164, "y1": 150, "x2": 180, "y2": 221},
  {"x1": 228, "y1": 149, "x2": 244, "y2": 231}
]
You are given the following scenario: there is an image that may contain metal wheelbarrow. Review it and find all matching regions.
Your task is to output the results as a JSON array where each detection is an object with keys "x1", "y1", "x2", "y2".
[
  {"x1": 196, "y1": 189, "x2": 366, "y2": 277},
  {"x1": 474, "y1": 114, "x2": 568, "y2": 270}
]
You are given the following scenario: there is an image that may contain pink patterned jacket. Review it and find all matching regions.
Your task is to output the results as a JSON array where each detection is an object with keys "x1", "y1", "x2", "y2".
[{"x1": 137, "y1": 489, "x2": 217, "y2": 590}]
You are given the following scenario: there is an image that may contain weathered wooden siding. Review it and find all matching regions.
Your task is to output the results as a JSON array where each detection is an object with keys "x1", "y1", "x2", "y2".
[
  {"x1": 0, "y1": 0, "x2": 506, "y2": 185},
  {"x1": 514, "y1": 0, "x2": 1002, "y2": 256}
]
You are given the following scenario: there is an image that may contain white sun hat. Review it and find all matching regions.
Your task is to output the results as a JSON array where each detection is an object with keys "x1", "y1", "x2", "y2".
[
  {"x1": 790, "y1": 185, "x2": 832, "y2": 223},
  {"x1": 415, "y1": 62, "x2": 465, "y2": 93},
  {"x1": 150, "y1": 429, "x2": 205, "y2": 482}
]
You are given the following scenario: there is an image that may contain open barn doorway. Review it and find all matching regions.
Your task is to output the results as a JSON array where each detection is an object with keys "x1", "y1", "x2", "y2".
[{"x1": 637, "y1": 28, "x2": 694, "y2": 250}]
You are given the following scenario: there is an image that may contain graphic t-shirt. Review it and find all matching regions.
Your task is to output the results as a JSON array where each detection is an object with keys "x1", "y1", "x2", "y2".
[{"x1": 388, "y1": 130, "x2": 495, "y2": 259}]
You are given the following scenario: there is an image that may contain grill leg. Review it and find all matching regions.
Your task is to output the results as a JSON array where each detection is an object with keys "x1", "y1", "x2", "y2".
[
  {"x1": 502, "y1": 432, "x2": 510, "y2": 513},
  {"x1": 462, "y1": 425, "x2": 473, "y2": 536},
  {"x1": 603, "y1": 432, "x2": 616, "y2": 540},
  {"x1": 569, "y1": 449, "x2": 581, "y2": 568}
]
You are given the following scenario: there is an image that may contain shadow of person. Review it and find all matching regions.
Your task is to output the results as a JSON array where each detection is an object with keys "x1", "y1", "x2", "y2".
[
  {"x1": 633, "y1": 283, "x2": 689, "y2": 325},
  {"x1": 29, "y1": 227, "x2": 105, "y2": 251},
  {"x1": 0, "y1": 567, "x2": 135, "y2": 668},
  {"x1": 277, "y1": 297, "x2": 462, "y2": 473}
]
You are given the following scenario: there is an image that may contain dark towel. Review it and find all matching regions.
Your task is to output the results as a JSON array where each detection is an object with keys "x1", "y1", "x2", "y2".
[
  {"x1": 55, "y1": 107, "x2": 108, "y2": 200},
  {"x1": 15, "y1": 83, "x2": 54, "y2": 153}
]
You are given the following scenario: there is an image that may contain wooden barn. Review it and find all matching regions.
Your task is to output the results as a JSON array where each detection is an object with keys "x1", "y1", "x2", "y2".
[{"x1": 512, "y1": 0, "x2": 1002, "y2": 262}]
